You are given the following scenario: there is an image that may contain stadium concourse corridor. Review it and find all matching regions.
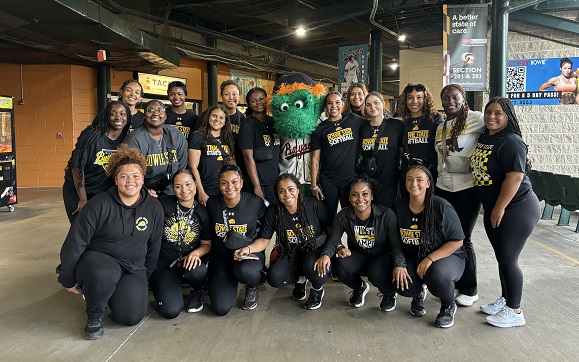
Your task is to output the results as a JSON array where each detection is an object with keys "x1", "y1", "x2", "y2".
[{"x1": 0, "y1": 187, "x2": 578, "y2": 361}]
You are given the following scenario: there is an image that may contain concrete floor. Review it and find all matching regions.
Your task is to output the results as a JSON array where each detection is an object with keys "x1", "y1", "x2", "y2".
[{"x1": 0, "y1": 187, "x2": 578, "y2": 362}]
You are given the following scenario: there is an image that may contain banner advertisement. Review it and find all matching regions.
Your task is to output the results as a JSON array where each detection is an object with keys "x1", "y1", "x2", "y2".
[
  {"x1": 138, "y1": 73, "x2": 186, "y2": 96},
  {"x1": 506, "y1": 56, "x2": 579, "y2": 106},
  {"x1": 443, "y1": 4, "x2": 488, "y2": 91},
  {"x1": 338, "y1": 44, "x2": 368, "y2": 95},
  {"x1": 230, "y1": 70, "x2": 263, "y2": 105}
]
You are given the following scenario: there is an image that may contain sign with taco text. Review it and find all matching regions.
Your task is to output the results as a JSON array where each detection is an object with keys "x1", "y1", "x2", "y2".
[
  {"x1": 138, "y1": 73, "x2": 186, "y2": 96},
  {"x1": 338, "y1": 44, "x2": 368, "y2": 96},
  {"x1": 443, "y1": 4, "x2": 488, "y2": 91}
]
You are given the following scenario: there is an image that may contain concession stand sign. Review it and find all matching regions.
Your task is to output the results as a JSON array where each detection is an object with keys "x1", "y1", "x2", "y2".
[
  {"x1": 443, "y1": 4, "x2": 488, "y2": 91},
  {"x1": 138, "y1": 73, "x2": 186, "y2": 96}
]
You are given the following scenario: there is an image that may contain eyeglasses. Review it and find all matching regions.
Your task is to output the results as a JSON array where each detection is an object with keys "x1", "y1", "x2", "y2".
[
  {"x1": 404, "y1": 84, "x2": 426, "y2": 92},
  {"x1": 145, "y1": 107, "x2": 166, "y2": 114}
]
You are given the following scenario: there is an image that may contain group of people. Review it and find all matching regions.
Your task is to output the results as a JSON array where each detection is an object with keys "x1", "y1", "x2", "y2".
[{"x1": 57, "y1": 77, "x2": 539, "y2": 340}]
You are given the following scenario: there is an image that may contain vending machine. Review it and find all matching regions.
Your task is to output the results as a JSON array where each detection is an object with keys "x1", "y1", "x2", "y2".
[{"x1": 0, "y1": 96, "x2": 17, "y2": 212}]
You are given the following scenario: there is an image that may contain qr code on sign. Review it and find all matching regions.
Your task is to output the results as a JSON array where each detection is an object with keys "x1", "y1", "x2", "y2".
[{"x1": 507, "y1": 67, "x2": 526, "y2": 92}]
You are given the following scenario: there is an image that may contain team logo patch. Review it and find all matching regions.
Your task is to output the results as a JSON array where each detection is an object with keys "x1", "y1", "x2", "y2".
[
  {"x1": 136, "y1": 217, "x2": 148, "y2": 231},
  {"x1": 94, "y1": 149, "x2": 117, "y2": 171}
]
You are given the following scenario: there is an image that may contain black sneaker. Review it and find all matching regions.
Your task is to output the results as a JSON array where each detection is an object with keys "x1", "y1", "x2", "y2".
[
  {"x1": 378, "y1": 291, "x2": 397, "y2": 312},
  {"x1": 435, "y1": 303, "x2": 457, "y2": 328},
  {"x1": 242, "y1": 285, "x2": 258, "y2": 310},
  {"x1": 410, "y1": 285, "x2": 428, "y2": 317},
  {"x1": 292, "y1": 280, "x2": 307, "y2": 301},
  {"x1": 304, "y1": 288, "x2": 324, "y2": 310},
  {"x1": 186, "y1": 289, "x2": 204, "y2": 313},
  {"x1": 83, "y1": 317, "x2": 104, "y2": 340},
  {"x1": 349, "y1": 281, "x2": 370, "y2": 308}
]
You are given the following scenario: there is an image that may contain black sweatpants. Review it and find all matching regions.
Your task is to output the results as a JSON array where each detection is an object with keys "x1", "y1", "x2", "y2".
[
  {"x1": 332, "y1": 250, "x2": 396, "y2": 295},
  {"x1": 319, "y1": 177, "x2": 349, "y2": 222},
  {"x1": 207, "y1": 251, "x2": 265, "y2": 316},
  {"x1": 149, "y1": 257, "x2": 208, "y2": 319},
  {"x1": 436, "y1": 186, "x2": 481, "y2": 296},
  {"x1": 483, "y1": 193, "x2": 540, "y2": 309},
  {"x1": 267, "y1": 250, "x2": 330, "y2": 290},
  {"x1": 75, "y1": 250, "x2": 148, "y2": 325},
  {"x1": 62, "y1": 182, "x2": 96, "y2": 224},
  {"x1": 397, "y1": 254, "x2": 465, "y2": 306}
]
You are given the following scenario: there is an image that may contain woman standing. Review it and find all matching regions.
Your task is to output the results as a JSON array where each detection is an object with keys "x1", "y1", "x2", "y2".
[
  {"x1": 205, "y1": 164, "x2": 267, "y2": 315},
  {"x1": 165, "y1": 81, "x2": 200, "y2": 139},
  {"x1": 311, "y1": 92, "x2": 364, "y2": 220},
  {"x1": 397, "y1": 83, "x2": 442, "y2": 185},
  {"x1": 471, "y1": 97, "x2": 540, "y2": 328},
  {"x1": 394, "y1": 165, "x2": 465, "y2": 328},
  {"x1": 317, "y1": 175, "x2": 404, "y2": 312},
  {"x1": 57, "y1": 144, "x2": 163, "y2": 340},
  {"x1": 123, "y1": 99, "x2": 188, "y2": 196},
  {"x1": 238, "y1": 87, "x2": 280, "y2": 204},
  {"x1": 359, "y1": 92, "x2": 403, "y2": 208},
  {"x1": 118, "y1": 79, "x2": 145, "y2": 130},
  {"x1": 343, "y1": 82, "x2": 368, "y2": 116},
  {"x1": 249, "y1": 173, "x2": 330, "y2": 310},
  {"x1": 63, "y1": 101, "x2": 131, "y2": 223},
  {"x1": 149, "y1": 170, "x2": 211, "y2": 318},
  {"x1": 435, "y1": 84, "x2": 485, "y2": 307},
  {"x1": 188, "y1": 105, "x2": 235, "y2": 205}
]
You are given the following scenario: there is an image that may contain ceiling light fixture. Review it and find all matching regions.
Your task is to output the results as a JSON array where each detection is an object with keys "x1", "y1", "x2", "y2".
[
  {"x1": 398, "y1": 34, "x2": 406, "y2": 42},
  {"x1": 390, "y1": 63, "x2": 399, "y2": 70},
  {"x1": 295, "y1": 26, "x2": 307, "y2": 37}
]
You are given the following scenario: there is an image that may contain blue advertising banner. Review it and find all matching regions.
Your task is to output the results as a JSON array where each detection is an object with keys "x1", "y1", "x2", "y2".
[
  {"x1": 338, "y1": 44, "x2": 368, "y2": 95},
  {"x1": 506, "y1": 57, "x2": 579, "y2": 105}
]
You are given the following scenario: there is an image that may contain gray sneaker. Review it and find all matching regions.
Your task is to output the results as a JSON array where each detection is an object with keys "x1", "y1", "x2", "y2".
[
  {"x1": 304, "y1": 288, "x2": 324, "y2": 310},
  {"x1": 83, "y1": 317, "x2": 104, "y2": 340},
  {"x1": 435, "y1": 303, "x2": 457, "y2": 328},
  {"x1": 242, "y1": 285, "x2": 258, "y2": 310},
  {"x1": 410, "y1": 285, "x2": 428, "y2": 317}
]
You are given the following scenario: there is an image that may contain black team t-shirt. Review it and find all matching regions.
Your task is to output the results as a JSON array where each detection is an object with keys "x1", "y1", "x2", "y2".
[
  {"x1": 130, "y1": 111, "x2": 145, "y2": 131},
  {"x1": 395, "y1": 196, "x2": 464, "y2": 262},
  {"x1": 238, "y1": 115, "x2": 280, "y2": 187},
  {"x1": 360, "y1": 118, "x2": 403, "y2": 187},
  {"x1": 402, "y1": 113, "x2": 442, "y2": 170},
  {"x1": 165, "y1": 108, "x2": 199, "y2": 139},
  {"x1": 471, "y1": 129, "x2": 532, "y2": 211},
  {"x1": 228, "y1": 110, "x2": 247, "y2": 175},
  {"x1": 188, "y1": 132, "x2": 232, "y2": 194},
  {"x1": 311, "y1": 112, "x2": 365, "y2": 183}
]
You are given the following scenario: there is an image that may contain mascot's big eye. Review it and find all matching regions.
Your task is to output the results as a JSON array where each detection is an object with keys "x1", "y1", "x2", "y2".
[
  {"x1": 294, "y1": 100, "x2": 304, "y2": 109},
  {"x1": 280, "y1": 103, "x2": 289, "y2": 111}
]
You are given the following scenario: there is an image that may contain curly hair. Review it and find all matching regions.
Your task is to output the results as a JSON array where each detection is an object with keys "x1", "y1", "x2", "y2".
[
  {"x1": 272, "y1": 173, "x2": 318, "y2": 263},
  {"x1": 440, "y1": 84, "x2": 470, "y2": 152},
  {"x1": 196, "y1": 105, "x2": 235, "y2": 159},
  {"x1": 106, "y1": 144, "x2": 147, "y2": 178},
  {"x1": 395, "y1": 83, "x2": 438, "y2": 121},
  {"x1": 343, "y1": 82, "x2": 368, "y2": 115},
  {"x1": 345, "y1": 174, "x2": 381, "y2": 202}
]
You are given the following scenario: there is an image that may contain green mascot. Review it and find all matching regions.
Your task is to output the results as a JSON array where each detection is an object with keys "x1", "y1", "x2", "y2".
[{"x1": 268, "y1": 72, "x2": 326, "y2": 192}]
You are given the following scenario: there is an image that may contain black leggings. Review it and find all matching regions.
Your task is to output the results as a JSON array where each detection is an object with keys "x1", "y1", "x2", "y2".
[
  {"x1": 149, "y1": 258, "x2": 208, "y2": 319},
  {"x1": 332, "y1": 251, "x2": 395, "y2": 294},
  {"x1": 207, "y1": 251, "x2": 265, "y2": 316},
  {"x1": 319, "y1": 177, "x2": 349, "y2": 222},
  {"x1": 267, "y1": 250, "x2": 330, "y2": 290},
  {"x1": 397, "y1": 254, "x2": 465, "y2": 306},
  {"x1": 75, "y1": 250, "x2": 148, "y2": 325},
  {"x1": 483, "y1": 193, "x2": 540, "y2": 309},
  {"x1": 436, "y1": 186, "x2": 481, "y2": 296},
  {"x1": 62, "y1": 182, "x2": 96, "y2": 224}
]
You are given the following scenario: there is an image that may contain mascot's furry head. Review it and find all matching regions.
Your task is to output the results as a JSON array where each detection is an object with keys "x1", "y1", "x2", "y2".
[{"x1": 268, "y1": 72, "x2": 326, "y2": 139}]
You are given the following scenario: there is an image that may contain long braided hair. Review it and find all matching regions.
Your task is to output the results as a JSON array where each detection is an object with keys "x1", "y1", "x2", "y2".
[
  {"x1": 273, "y1": 173, "x2": 317, "y2": 262},
  {"x1": 405, "y1": 165, "x2": 438, "y2": 260},
  {"x1": 440, "y1": 84, "x2": 470, "y2": 152},
  {"x1": 484, "y1": 97, "x2": 532, "y2": 173},
  {"x1": 65, "y1": 101, "x2": 132, "y2": 178}
]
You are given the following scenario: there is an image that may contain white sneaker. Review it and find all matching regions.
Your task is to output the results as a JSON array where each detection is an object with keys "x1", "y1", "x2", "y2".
[
  {"x1": 455, "y1": 293, "x2": 479, "y2": 307},
  {"x1": 486, "y1": 306, "x2": 526, "y2": 328},
  {"x1": 480, "y1": 296, "x2": 506, "y2": 315}
]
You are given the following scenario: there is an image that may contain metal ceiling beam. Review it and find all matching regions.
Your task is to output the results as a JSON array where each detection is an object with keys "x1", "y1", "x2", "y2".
[
  {"x1": 510, "y1": 9, "x2": 579, "y2": 34},
  {"x1": 535, "y1": 0, "x2": 579, "y2": 10}
]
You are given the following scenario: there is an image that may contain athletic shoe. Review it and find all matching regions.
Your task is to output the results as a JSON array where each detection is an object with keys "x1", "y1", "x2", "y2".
[
  {"x1": 410, "y1": 285, "x2": 428, "y2": 317},
  {"x1": 456, "y1": 293, "x2": 479, "y2": 307},
  {"x1": 83, "y1": 317, "x2": 104, "y2": 340},
  {"x1": 435, "y1": 303, "x2": 457, "y2": 328},
  {"x1": 378, "y1": 291, "x2": 397, "y2": 312},
  {"x1": 304, "y1": 288, "x2": 324, "y2": 310},
  {"x1": 486, "y1": 306, "x2": 526, "y2": 328},
  {"x1": 349, "y1": 281, "x2": 370, "y2": 308},
  {"x1": 242, "y1": 285, "x2": 258, "y2": 310},
  {"x1": 292, "y1": 280, "x2": 308, "y2": 301},
  {"x1": 480, "y1": 296, "x2": 506, "y2": 315},
  {"x1": 186, "y1": 289, "x2": 204, "y2": 313}
]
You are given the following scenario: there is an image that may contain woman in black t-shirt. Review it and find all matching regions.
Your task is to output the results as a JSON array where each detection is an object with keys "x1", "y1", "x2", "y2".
[
  {"x1": 63, "y1": 101, "x2": 131, "y2": 223},
  {"x1": 471, "y1": 97, "x2": 540, "y2": 328},
  {"x1": 165, "y1": 81, "x2": 200, "y2": 139},
  {"x1": 149, "y1": 170, "x2": 212, "y2": 318},
  {"x1": 188, "y1": 105, "x2": 235, "y2": 205},
  {"x1": 394, "y1": 165, "x2": 465, "y2": 328},
  {"x1": 205, "y1": 164, "x2": 267, "y2": 316},
  {"x1": 238, "y1": 87, "x2": 280, "y2": 204},
  {"x1": 343, "y1": 82, "x2": 368, "y2": 116},
  {"x1": 359, "y1": 92, "x2": 402, "y2": 207},
  {"x1": 249, "y1": 173, "x2": 331, "y2": 310},
  {"x1": 396, "y1": 83, "x2": 442, "y2": 187},
  {"x1": 118, "y1": 79, "x2": 145, "y2": 131}
]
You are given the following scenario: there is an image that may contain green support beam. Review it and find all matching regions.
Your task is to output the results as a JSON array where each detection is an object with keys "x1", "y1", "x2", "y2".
[{"x1": 510, "y1": 9, "x2": 579, "y2": 35}]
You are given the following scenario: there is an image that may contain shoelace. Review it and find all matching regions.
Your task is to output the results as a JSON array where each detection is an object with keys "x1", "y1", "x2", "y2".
[
  {"x1": 494, "y1": 306, "x2": 512, "y2": 318},
  {"x1": 487, "y1": 297, "x2": 506, "y2": 308}
]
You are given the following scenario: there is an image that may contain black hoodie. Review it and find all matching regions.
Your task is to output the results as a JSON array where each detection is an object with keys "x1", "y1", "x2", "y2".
[{"x1": 58, "y1": 186, "x2": 163, "y2": 288}]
